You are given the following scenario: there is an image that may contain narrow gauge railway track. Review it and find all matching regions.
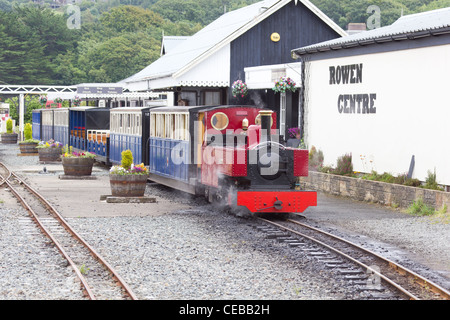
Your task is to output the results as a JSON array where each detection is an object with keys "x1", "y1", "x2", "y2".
[
  {"x1": 0, "y1": 162, "x2": 138, "y2": 300},
  {"x1": 258, "y1": 217, "x2": 450, "y2": 300}
]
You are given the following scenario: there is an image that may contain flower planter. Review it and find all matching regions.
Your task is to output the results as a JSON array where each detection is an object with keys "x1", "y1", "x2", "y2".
[
  {"x1": 62, "y1": 157, "x2": 95, "y2": 176},
  {"x1": 38, "y1": 147, "x2": 62, "y2": 162},
  {"x1": 19, "y1": 142, "x2": 38, "y2": 154},
  {"x1": 109, "y1": 174, "x2": 148, "y2": 197},
  {"x1": 1, "y1": 133, "x2": 18, "y2": 144}
]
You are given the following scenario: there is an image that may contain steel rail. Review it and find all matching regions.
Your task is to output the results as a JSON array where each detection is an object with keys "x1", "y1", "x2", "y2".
[
  {"x1": 0, "y1": 162, "x2": 138, "y2": 300},
  {"x1": 10, "y1": 172, "x2": 139, "y2": 300},
  {"x1": 0, "y1": 164, "x2": 96, "y2": 299},
  {"x1": 258, "y1": 217, "x2": 420, "y2": 300},
  {"x1": 286, "y1": 218, "x2": 450, "y2": 300}
]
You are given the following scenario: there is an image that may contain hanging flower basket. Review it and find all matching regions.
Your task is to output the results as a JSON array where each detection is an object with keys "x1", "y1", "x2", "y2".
[
  {"x1": 73, "y1": 96, "x2": 81, "y2": 107},
  {"x1": 39, "y1": 95, "x2": 47, "y2": 106},
  {"x1": 272, "y1": 76, "x2": 297, "y2": 93},
  {"x1": 231, "y1": 80, "x2": 248, "y2": 98}
]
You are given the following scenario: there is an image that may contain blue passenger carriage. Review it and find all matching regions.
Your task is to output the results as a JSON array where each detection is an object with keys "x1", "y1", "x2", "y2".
[
  {"x1": 149, "y1": 106, "x2": 205, "y2": 194},
  {"x1": 53, "y1": 108, "x2": 69, "y2": 147},
  {"x1": 41, "y1": 109, "x2": 54, "y2": 141},
  {"x1": 109, "y1": 106, "x2": 153, "y2": 166},
  {"x1": 32, "y1": 109, "x2": 42, "y2": 141},
  {"x1": 69, "y1": 107, "x2": 110, "y2": 162}
]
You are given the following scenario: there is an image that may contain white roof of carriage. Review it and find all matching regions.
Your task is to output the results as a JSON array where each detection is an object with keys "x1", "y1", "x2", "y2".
[{"x1": 121, "y1": 0, "x2": 346, "y2": 89}]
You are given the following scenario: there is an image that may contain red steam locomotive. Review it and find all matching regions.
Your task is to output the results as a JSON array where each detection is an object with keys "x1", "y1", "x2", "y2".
[{"x1": 152, "y1": 105, "x2": 317, "y2": 216}]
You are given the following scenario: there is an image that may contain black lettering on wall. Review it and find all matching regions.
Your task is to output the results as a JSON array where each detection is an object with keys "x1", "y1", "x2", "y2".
[
  {"x1": 362, "y1": 94, "x2": 369, "y2": 114},
  {"x1": 337, "y1": 93, "x2": 376, "y2": 115},
  {"x1": 343, "y1": 94, "x2": 350, "y2": 113},
  {"x1": 329, "y1": 63, "x2": 363, "y2": 85},
  {"x1": 342, "y1": 66, "x2": 350, "y2": 84},
  {"x1": 349, "y1": 95, "x2": 356, "y2": 113},
  {"x1": 370, "y1": 94, "x2": 377, "y2": 113},
  {"x1": 356, "y1": 94, "x2": 362, "y2": 113},
  {"x1": 329, "y1": 66, "x2": 336, "y2": 85},
  {"x1": 356, "y1": 64, "x2": 363, "y2": 83},
  {"x1": 337, "y1": 95, "x2": 344, "y2": 113},
  {"x1": 336, "y1": 66, "x2": 341, "y2": 84}
]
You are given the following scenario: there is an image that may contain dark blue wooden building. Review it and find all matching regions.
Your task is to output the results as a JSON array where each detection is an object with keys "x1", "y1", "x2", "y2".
[{"x1": 122, "y1": 0, "x2": 346, "y2": 139}]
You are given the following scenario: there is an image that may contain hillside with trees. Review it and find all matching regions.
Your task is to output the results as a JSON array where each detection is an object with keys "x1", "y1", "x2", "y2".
[{"x1": 0, "y1": 0, "x2": 449, "y2": 85}]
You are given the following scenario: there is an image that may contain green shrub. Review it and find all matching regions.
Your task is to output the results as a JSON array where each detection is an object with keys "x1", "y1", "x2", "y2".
[
  {"x1": 121, "y1": 149, "x2": 133, "y2": 170},
  {"x1": 6, "y1": 119, "x2": 13, "y2": 134},
  {"x1": 422, "y1": 169, "x2": 443, "y2": 191},
  {"x1": 407, "y1": 198, "x2": 435, "y2": 216},
  {"x1": 379, "y1": 172, "x2": 395, "y2": 183},
  {"x1": 24, "y1": 123, "x2": 32, "y2": 140},
  {"x1": 333, "y1": 153, "x2": 353, "y2": 176},
  {"x1": 309, "y1": 146, "x2": 324, "y2": 171}
]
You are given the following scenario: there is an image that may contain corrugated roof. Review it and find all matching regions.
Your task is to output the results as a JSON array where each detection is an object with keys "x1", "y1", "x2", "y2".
[
  {"x1": 292, "y1": 6, "x2": 450, "y2": 56},
  {"x1": 122, "y1": 0, "x2": 346, "y2": 85},
  {"x1": 123, "y1": 0, "x2": 278, "y2": 83},
  {"x1": 160, "y1": 36, "x2": 190, "y2": 56}
]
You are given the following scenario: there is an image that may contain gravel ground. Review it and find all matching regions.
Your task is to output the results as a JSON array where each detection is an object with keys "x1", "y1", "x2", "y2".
[
  {"x1": 0, "y1": 143, "x2": 449, "y2": 300},
  {"x1": 0, "y1": 205, "x2": 84, "y2": 300},
  {"x1": 304, "y1": 193, "x2": 450, "y2": 285},
  {"x1": 67, "y1": 212, "x2": 350, "y2": 300}
]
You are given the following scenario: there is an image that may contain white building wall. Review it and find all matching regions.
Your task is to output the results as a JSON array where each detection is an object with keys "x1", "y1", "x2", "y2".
[
  {"x1": 176, "y1": 43, "x2": 230, "y2": 87},
  {"x1": 304, "y1": 43, "x2": 450, "y2": 186}
]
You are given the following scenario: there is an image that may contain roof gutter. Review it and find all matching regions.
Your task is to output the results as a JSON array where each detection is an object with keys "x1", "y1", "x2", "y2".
[{"x1": 292, "y1": 26, "x2": 450, "y2": 58}]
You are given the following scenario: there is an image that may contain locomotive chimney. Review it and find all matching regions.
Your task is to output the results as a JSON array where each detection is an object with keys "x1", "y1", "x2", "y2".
[{"x1": 259, "y1": 110, "x2": 273, "y2": 143}]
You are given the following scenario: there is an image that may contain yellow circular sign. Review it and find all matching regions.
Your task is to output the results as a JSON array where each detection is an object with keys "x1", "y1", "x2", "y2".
[{"x1": 270, "y1": 32, "x2": 280, "y2": 42}]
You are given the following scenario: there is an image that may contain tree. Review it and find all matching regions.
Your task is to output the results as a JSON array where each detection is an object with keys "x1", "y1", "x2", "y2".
[
  {"x1": 0, "y1": 7, "x2": 78, "y2": 84},
  {"x1": 100, "y1": 5, "x2": 164, "y2": 33},
  {"x1": 5, "y1": 95, "x2": 41, "y2": 124}
]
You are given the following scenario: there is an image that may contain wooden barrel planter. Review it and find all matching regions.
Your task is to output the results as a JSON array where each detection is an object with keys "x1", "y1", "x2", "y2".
[
  {"x1": 19, "y1": 142, "x2": 38, "y2": 154},
  {"x1": 1, "y1": 133, "x2": 18, "y2": 144},
  {"x1": 110, "y1": 174, "x2": 148, "y2": 197},
  {"x1": 62, "y1": 157, "x2": 95, "y2": 176},
  {"x1": 38, "y1": 147, "x2": 62, "y2": 162}
]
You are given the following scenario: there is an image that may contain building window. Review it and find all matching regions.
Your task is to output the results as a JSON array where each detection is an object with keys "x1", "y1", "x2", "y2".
[{"x1": 204, "y1": 91, "x2": 221, "y2": 105}]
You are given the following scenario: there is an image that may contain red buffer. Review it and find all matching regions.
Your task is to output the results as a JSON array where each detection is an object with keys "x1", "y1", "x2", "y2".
[{"x1": 236, "y1": 190, "x2": 317, "y2": 214}]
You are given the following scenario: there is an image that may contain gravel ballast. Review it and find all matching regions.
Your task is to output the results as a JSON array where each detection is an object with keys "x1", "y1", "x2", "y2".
[{"x1": 0, "y1": 143, "x2": 449, "y2": 299}]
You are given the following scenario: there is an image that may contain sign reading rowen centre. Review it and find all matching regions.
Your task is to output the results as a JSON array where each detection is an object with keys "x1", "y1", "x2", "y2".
[
  {"x1": 77, "y1": 86, "x2": 123, "y2": 95},
  {"x1": 329, "y1": 63, "x2": 377, "y2": 114}
]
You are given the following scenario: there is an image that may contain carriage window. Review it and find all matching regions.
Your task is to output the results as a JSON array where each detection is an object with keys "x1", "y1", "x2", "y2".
[
  {"x1": 171, "y1": 114, "x2": 175, "y2": 139},
  {"x1": 156, "y1": 113, "x2": 164, "y2": 138},
  {"x1": 211, "y1": 112, "x2": 229, "y2": 131},
  {"x1": 151, "y1": 114, "x2": 156, "y2": 137},
  {"x1": 136, "y1": 115, "x2": 141, "y2": 136},
  {"x1": 174, "y1": 114, "x2": 187, "y2": 140}
]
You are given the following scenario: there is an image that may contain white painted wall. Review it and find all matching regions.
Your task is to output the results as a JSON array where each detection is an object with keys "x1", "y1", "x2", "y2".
[
  {"x1": 244, "y1": 62, "x2": 302, "y2": 89},
  {"x1": 304, "y1": 43, "x2": 450, "y2": 186}
]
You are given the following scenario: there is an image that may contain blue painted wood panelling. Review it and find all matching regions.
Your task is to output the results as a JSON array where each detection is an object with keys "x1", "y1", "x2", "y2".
[{"x1": 149, "y1": 137, "x2": 189, "y2": 182}]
